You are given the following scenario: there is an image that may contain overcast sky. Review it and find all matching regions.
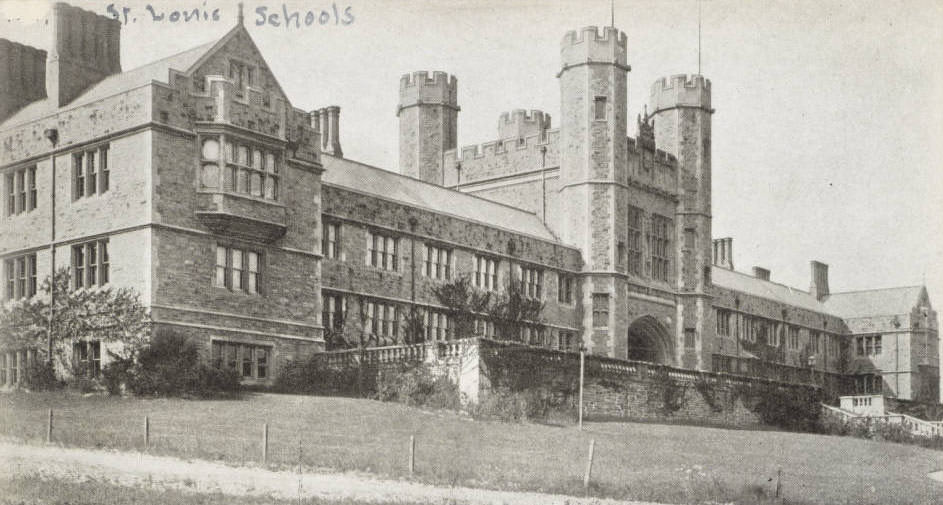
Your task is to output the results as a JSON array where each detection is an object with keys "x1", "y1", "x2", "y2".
[{"x1": 3, "y1": 0, "x2": 942, "y2": 305}]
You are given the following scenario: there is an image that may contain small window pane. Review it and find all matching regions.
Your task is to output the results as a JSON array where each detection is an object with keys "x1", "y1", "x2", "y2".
[
  {"x1": 250, "y1": 173, "x2": 262, "y2": 197},
  {"x1": 202, "y1": 138, "x2": 220, "y2": 160},
  {"x1": 238, "y1": 145, "x2": 249, "y2": 166},
  {"x1": 252, "y1": 149, "x2": 263, "y2": 169},
  {"x1": 265, "y1": 153, "x2": 276, "y2": 173}
]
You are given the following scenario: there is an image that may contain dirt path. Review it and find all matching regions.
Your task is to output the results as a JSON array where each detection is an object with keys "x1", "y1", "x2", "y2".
[{"x1": 0, "y1": 441, "x2": 662, "y2": 505}]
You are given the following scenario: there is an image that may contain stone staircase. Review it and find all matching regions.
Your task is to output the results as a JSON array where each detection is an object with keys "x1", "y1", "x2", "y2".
[{"x1": 822, "y1": 395, "x2": 943, "y2": 438}]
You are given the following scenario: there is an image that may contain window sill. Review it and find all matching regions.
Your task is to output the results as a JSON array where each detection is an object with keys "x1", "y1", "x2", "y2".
[
  {"x1": 213, "y1": 285, "x2": 262, "y2": 297},
  {"x1": 198, "y1": 189, "x2": 286, "y2": 208}
]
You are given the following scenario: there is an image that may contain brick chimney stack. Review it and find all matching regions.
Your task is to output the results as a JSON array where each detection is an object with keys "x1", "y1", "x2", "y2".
[
  {"x1": 0, "y1": 40, "x2": 47, "y2": 123},
  {"x1": 810, "y1": 260, "x2": 829, "y2": 300},
  {"x1": 46, "y1": 2, "x2": 121, "y2": 107}
]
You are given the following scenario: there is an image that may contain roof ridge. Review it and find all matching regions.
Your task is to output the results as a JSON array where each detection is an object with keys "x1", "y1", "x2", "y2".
[
  {"x1": 324, "y1": 154, "x2": 551, "y2": 220},
  {"x1": 716, "y1": 267, "x2": 813, "y2": 295},
  {"x1": 120, "y1": 40, "x2": 215, "y2": 74},
  {"x1": 828, "y1": 285, "x2": 923, "y2": 296}
]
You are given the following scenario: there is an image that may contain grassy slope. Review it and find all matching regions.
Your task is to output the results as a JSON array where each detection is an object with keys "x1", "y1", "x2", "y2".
[{"x1": 1, "y1": 391, "x2": 941, "y2": 505}]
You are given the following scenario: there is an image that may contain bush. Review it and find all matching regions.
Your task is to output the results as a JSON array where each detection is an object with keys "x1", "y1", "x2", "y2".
[
  {"x1": 375, "y1": 364, "x2": 460, "y2": 409},
  {"x1": 275, "y1": 356, "x2": 361, "y2": 396},
  {"x1": 125, "y1": 333, "x2": 240, "y2": 397},
  {"x1": 21, "y1": 360, "x2": 62, "y2": 391},
  {"x1": 470, "y1": 389, "x2": 573, "y2": 423},
  {"x1": 102, "y1": 355, "x2": 135, "y2": 395}
]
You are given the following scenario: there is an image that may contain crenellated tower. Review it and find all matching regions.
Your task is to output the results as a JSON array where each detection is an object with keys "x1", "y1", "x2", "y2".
[
  {"x1": 650, "y1": 74, "x2": 714, "y2": 369},
  {"x1": 397, "y1": 71, "x2": 459, "y2": 185},
  {"x1": 557, "y1": 26, "x2": 631, "y2": 355}
]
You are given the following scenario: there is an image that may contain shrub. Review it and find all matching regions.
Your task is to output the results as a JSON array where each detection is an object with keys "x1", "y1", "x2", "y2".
[
  {"x1": 21, "y1": 361, "x2": 62, "y2": 391},
  {"x1": 470, "y1": 389, "x2": 574, "y2": 424},
  {"x1": 275, "y1": 356, "x2": 361, "y2": 396},
  {"x1": 375, "y1": 364, "x2": 460, "y2": 409},
  {"x1": 125, "y1": 332, "x2": 240, "y2": 397}
]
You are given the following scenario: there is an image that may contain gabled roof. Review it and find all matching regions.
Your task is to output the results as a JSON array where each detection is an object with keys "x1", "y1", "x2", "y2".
[
  {"x1": 0, "y1": 41, "x2": 214, "y2": 129},
  {"x1": 822, "y1": 286, "x2": 926, "y2": 319},
  {"x1": 321, "y1": 155, "x2": 562, "y2": 243},
  {"x1": 712, "y1": 267, "x2": 837, "y2": 315}
]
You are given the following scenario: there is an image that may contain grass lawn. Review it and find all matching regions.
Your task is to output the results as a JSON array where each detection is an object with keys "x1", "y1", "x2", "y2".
[
  {"x1": 1, "y1": 391, "x2": 942, "y2": 505},
  {"x1": 0, "y1": 474, "x2": 428, "y2": 505}
]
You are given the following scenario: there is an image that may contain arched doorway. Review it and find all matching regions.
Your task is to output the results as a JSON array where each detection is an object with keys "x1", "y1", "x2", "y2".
[{"x1": 626, "y1": 315, "x2": 673, "y2": 364}]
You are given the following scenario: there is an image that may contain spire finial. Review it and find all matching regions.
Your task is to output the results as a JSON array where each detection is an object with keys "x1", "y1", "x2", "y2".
[
  {"x1": 237, "y1": 2, "x2": 244, "y2": 25},
  {"x1": 611, "y1": 0, "x2": 615, "y2": 27}
]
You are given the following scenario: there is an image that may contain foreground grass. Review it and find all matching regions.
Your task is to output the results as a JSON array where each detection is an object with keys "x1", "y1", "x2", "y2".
[
  {"x1": 0, "y1": 474, "x2": 428, "y2": 505},
  {"x1": 1, "y1": 391, "x2": 942, "y2": 505}
]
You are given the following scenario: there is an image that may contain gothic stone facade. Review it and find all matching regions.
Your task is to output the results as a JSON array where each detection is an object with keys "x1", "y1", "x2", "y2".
[{"x1": 0, "y1": 5, "x2": 938, "y2": 402}]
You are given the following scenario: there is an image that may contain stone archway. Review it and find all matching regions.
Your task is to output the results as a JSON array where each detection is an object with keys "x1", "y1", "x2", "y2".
[{"x1": 626, "y1": 315, "x2": 673, "y2": 364}]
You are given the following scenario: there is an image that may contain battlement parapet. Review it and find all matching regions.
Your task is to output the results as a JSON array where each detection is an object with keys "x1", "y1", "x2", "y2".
[
  {"x1": 398, "y1": 70, "x2": 458, "y2": 113},
  {"x1": 650, "y1": 74, "x2": 711, "y2": 111},
  {"x1": 498, "y1": 109, "x2": 551, "y2": 141},
  {"x1": 451, "y1": 128, "x2": 559, "y2": 162},
  {"x1": 560, "y1": 25, "x2": 628, "y2": 69},
  {"x1": 627, "y1": 136, "x2": 677, "y2": 165}
]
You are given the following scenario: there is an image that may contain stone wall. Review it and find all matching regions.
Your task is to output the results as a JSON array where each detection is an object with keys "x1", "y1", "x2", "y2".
[{"x1": 311, "y1": 338, "x2": 827, "y2": 429}]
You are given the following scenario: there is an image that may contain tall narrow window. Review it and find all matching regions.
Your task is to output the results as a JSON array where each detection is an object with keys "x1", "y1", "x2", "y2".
[
  {"x1": 14, "y1": 257, "x2": 25, "y2": 300},
  {"x1": 650, "y1": 214, "x2": 672, "y2": 282},
  {"x1": 557, "y1": 273, "x2": 573, "y2": 303},
  {"x1": 86, "y1": 149, "x2": 97, "y2": 195},
  {"x1": 215, "y1": 246, "x2": 227, "y2": 287},
  {"x1": 520, "y1": 265, "x2": 543, "y2": 299},
  {"x1": 247, "y1": 251, "x2": 259, "y2": 294},
  {"x1": 100, "y1": 146, "x2": 109, "y2": 192},
  {"x1": 627, "y1": 206, "x2": 643, "y2": 275},
  {"x1": 26, "y1": 166, "x2": 36, "y2": 211},
  {"x1": 5, "y1": 173, "x2": 14, "y2": 215},
  {"x1": 14, "y1": 170, "x2": 24, "y2": 213},
  {"x1": 73, "y1": 244, "x2": 85, "y2": 289},
  {"x1": 87, "y1": 242, "x2": 98, "y2": 287},
  {"x1": 231, "y1": 249, "x2": 243, "y2": 291},
  {"x1": 594, "y1": 96, "x2": 607, "y2": 120},
  {"x1": 323, "y1": 221, "x2": 340, "y2": 259},
  {"x1": 592, "y1": 293, "x2": 609, "y2": 328},
  {"x1": 74, "y1": 152, "x2": 85, "y2": 199}
]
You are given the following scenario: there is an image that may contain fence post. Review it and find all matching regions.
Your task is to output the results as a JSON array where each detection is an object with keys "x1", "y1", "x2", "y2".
[
  {"x1": 143, "y1": 416, "x2": 150, "y2": 450},
  {"x1": 46, "y1": 408, "x2": 53, "y2": 444},
  {"x1": 262, "y1": 423, "x2": 269, "y2": 464},
  {"x1": 583, "y1": 438, "x2": 595, "y2": 489},
  {"x1": 775, "y1": 466, "x2": 782, "y2": 498},
  {"x1": 408, "y1": 435, "x2": 416, "y2": 476}
]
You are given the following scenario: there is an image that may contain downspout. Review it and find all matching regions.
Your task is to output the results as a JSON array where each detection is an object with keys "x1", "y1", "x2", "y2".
[
  {"x1": 408, "y1": 217, "x2": 418, "y2": 343},
  {"x1": 540, "y1": 146, "x2": 547, "y2": 223},
  {"x1": 43, "y1": 129, "x2": 59, "y2": 366}
]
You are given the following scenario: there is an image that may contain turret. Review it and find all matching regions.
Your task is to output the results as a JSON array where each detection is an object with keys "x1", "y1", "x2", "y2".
[
  {"x1": 498, "y1": 109, "x2": 551, "y2": 142},
  {"x1": 649, "y1": 73, "x2": 713, "y2": 370},
  {"x1": 557, "y1": 26, "x2": 631, "y2": 357},
  {"x1": 46, "y1": 2, "x2": 121, "y2": 107},
  {"x1": 557, "y1": 26, "x2": 629, "y2": 252},
  {"x1": 397, "y1": 71, "x2": 459, "y2": 185}
]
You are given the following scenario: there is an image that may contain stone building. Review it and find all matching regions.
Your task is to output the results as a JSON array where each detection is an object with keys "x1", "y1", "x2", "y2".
[{"x1": 0, "y1": 4, "x2": 937, "y2": 402}]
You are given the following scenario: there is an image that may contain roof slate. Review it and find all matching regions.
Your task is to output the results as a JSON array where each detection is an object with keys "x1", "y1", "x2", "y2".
[
  {"x1": 0, "y1": 42, "x2": 214, "y2": 129},
  {"x1": 822, "y1": 286, "x2": 924, "y2": 319},
  {"x1": 712, "y1": 267, "x2": 837, "y2": 315},
  {"x1": 321, "y1": 155, "x2": 561, "y2": 243}
]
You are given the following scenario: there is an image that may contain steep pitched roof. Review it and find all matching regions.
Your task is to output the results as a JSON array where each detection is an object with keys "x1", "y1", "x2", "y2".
[
  {"x1": 321, "y1": 155, "x2": 561, "y2": 243},
  {"x1": 822, "y1": 286, "x2": 926, "y2": 319},
  {"x1": 711, "y1": 267, "x2": 837, "y2": 315},
  {"x1": 0, "y1": 41, "x2": 214, "y2": 129}
]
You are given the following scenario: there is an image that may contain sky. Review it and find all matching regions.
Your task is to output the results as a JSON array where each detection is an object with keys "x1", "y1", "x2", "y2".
[{"x1": 3, "y1": 0, "x2": 942, "y2": 305}]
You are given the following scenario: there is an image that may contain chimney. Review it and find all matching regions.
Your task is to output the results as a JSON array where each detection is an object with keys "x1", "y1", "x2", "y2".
[
  {"x1": 711, "y1": 237, "x2": 734, "y2": 270},
  {"x1": 752, "y1": 266, "x2": 770, "y2": 281},
  {"x1": 0, "y1": 39, "x2": 47, "y2": 123},
  {"x1": 313, "y1": 106, "x2": 342, "y2": 157},
  {"x1": 46, "y1": 2, "x2": 121, "y2": 107},
  {"x1": 810, "y1": 261, "x2": 829, "y2": 300}
]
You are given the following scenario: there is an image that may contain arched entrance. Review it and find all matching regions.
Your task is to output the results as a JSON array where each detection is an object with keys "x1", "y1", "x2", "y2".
[{"x1": 626, "y1": 315, "x2": 673, "y2": 364}]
